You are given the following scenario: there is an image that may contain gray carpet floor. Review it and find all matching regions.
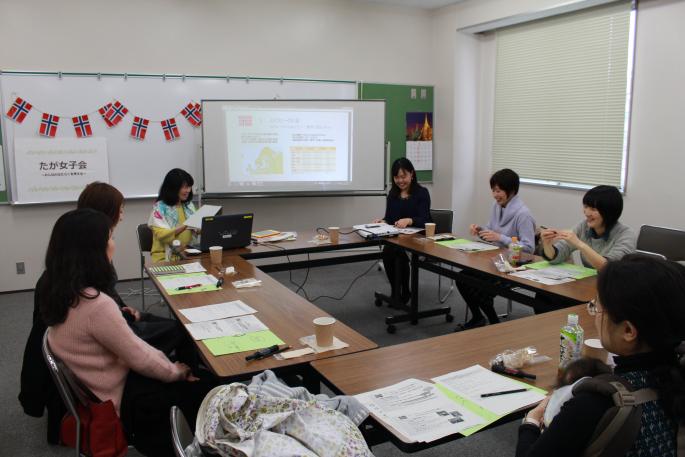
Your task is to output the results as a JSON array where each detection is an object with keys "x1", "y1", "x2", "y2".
[{"x1": 1, "y1": 256, "x2": 534, "y2": 456}]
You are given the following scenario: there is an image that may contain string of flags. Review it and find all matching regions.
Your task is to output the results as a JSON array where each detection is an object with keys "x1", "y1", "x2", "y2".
[{"x1": 5, "y1": 96, "x2": 202, "y2": 141}]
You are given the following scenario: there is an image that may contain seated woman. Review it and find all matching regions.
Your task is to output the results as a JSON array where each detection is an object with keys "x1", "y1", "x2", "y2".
[
  {"x1": 148, "y1": 168, "x2": 198, "y2": 262},
  {"x1": 516, "y1": 254, "x2": 685, "y2": 456},
  {"x1": 541, "y1": 185, "x2": 635, "y2": 270},
  {"x1": 456, "y1": 169, "x2": 536, "y2": 330},
  {"x1": 374, "y1": 158, "x2": 431, "y2": 302},
  {"x1": 42, "y1": 209, "x2": 213, "y2": 456}
]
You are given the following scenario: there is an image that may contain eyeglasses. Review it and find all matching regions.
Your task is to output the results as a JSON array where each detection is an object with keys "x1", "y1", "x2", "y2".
[{"x1": 586, "y1": 298, "x2": 602, "y2": 316}]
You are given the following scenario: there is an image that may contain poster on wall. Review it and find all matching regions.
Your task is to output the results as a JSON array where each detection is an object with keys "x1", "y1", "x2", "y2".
[
  {"x1": 13, "y1": 137, "x2": 109, "y2": 203},
  {"x1": 405, "y1": 112, "x2": 433, "y2": 171}
]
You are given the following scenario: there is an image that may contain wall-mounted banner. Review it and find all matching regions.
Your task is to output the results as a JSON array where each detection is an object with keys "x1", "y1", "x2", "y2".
[{"x1": 14, "y1": 137, "x2": 109, "y2": 203}]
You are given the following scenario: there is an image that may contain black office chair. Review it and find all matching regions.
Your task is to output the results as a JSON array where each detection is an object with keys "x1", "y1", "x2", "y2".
[
  {"x1": 137, "y1": 223, "x2": 154, "y2": 310},
  {"x1": 636, "y1": 224, "x2": 685, "y2": 261},
  {"x1": 170, "y1": 406, "x2": 194, "y2": 457}
]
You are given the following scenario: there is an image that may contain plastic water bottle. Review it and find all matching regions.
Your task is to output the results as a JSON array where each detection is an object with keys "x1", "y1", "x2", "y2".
[
  {"x1": 169, "y1": 239, "x2": 182, "y2": 262},
  {"x1": 508, "y1": 236, "x2": 523, "y2": 266},
  {"x1": 560, "y1": 313, "x2": 584, "y2": 369}
]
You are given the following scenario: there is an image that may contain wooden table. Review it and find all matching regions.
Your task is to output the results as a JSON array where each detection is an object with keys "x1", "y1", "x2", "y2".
[
  {"x1": 382, "y1": 235, "x2": 597, "y2": 332},
  {"x1": 311, "y1": 304, "x2": 598, "y2": 451},
  {"x1": 147, "y1": 254, "x2": 377, "y2": 381}
]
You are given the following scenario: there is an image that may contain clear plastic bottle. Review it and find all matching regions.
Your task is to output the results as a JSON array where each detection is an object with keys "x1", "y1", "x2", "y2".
[
  {"x1": 559, "y1": 313, "x2": 584, "y2": 369},
  {"x1": 169, "y1": 239, "x2": 182, "y2": 262},
  {"x1": 508, "y1": 236, "x2": 523, "y2": 267}
]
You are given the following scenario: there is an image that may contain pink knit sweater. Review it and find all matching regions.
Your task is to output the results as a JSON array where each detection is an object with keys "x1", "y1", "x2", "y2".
[{"x1": 48, "y1": 289, "x2": 184, "y2": 415}]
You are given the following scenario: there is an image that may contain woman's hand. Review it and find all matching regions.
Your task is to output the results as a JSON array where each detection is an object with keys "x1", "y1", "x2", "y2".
[
  {"x1": 553, "y1": 230, "x2": 581, "y2": 248},
  {"x1": 373, "y1": 218, "x2": 384, "y2": 224},
  {"x1": 469, "y1": 224, "x2": 480, "y2": 236},
  {"x1": 174, "y1": 362, "x2": 200, "y2": 382},
  {"x1": 394, "y1": 218, "x2": 413, "y2": 229},
  {"x1": 540, "y1": 228, "x2": 558, "y2": 246},
  {"x1": 525, "y1": 396, "x2": 550, "y2": 425},
  {"x1": 175, "y1": 225, "x2": 188, "y2": 236},
  {"x1": 122, "y1": 307, "x2": 141, "y2": 322},
  {"x1": 478, "y1": 230, "x2": 501, "y2": 242}
]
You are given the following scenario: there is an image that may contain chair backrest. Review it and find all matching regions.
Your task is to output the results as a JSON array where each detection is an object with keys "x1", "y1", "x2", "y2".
[
  {"x1": 42, "y1": 330, "x2": 82, "y2": 457},
  {"x1": 429, "y1": 209, "x2": 453, "y2": 234},
  {"x1": 636, "y1": 225, "x2": 685, "y2": 261},
  {"x1": 137, "y1": 223, "x2": 153, "y2": 254},
  {"x1": 170, "y1": 406, "x2": 194, "y2": 457}
]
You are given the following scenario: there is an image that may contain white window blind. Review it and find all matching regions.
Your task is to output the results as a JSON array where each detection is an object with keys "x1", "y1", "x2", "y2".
[{"x1": 492, "y1": 2, "x2": 633, "y2": 190}]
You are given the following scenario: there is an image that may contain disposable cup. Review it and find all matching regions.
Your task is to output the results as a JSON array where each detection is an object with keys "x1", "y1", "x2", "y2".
[
  {"x1": 328, "y1": 227, "x2": 340, "y2": 244},
  {"x1": 314, "y1": 316, "x2": 336, "y2": 347},
  {"x1": 209, "y1": 246, "x2": 223, "y2": 266},
  {"x1": 424, "y1": 223, "x2": 436, "y2": 237}
]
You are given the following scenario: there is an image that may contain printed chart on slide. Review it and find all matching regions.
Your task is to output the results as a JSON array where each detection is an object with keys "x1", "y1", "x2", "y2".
[{"x1": 226, "y1": 108, "x2": 352, "y2": 183}]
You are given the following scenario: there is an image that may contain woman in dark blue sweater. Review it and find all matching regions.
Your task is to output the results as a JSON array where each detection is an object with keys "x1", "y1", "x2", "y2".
[{"x1": 375, "y1": 158, "x2": 431, "y2": 302}]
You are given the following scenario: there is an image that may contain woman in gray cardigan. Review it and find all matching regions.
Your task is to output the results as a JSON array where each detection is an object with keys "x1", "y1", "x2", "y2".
[{"x1": 540, "y1": 185, "x2": 636, "y2": 270}]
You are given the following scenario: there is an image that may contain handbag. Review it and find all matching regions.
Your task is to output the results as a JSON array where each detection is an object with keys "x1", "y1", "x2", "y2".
[{"x1": 57, "y1": 360, "x2": 128, "y2": 457}]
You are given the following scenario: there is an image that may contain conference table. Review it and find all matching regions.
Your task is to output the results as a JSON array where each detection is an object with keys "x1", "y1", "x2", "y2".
[
  {"x1": 311, "y1": 304, "x2": 599, "y2": 452},
  {"x1": 146, "y1": 254, "x2": 377, "y2": 386}
]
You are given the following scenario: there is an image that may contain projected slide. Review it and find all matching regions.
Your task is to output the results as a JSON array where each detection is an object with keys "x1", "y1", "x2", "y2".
[{"x1": 225, "y1": 108, "x2": 351, "y2": 183}]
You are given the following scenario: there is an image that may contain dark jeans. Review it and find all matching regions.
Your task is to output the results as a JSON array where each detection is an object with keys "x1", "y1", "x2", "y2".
[
  {"x1": 131, "y1": 314, "x2": 198, "y2": 368},
  {"x1": 456, "y1": 270, "x2": 500, "y2": 324},
  {"x1": 120, "y1": 371, "x2": 216, "y2": 457},
  {"x1": 382, "y1": 244, "x2": 410, "y2": 298}
]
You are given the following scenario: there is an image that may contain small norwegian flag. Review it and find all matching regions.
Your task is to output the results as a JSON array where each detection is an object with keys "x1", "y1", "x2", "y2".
[
  {"x1": 130, "y1": 116, "x2": 149, "y2": 140},
  {"x1": 161, "y1": 118, "x2": 180, "y2": 141},
  {"x1": 6, "y1": 97, "x2": 33, "y2": 123},
  {"x1": 105, "y1": 101, "x2": 128, "y2": 126},
  {"x1": 181, "y1": 102, "x2": 202, "y2": 127},
  {"x1": 72, "y1": 115, "x2": 92, "y2": 138},
  {"x1": 99, "y1": 103, "x2": 114, "y2": 127},
  {"x1": 39, "y1": 113, "x2": 60, "y2": 137}
]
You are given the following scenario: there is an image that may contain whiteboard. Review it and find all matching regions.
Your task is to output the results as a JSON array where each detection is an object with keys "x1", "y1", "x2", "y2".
[{"x1": 0, "y1": 72, "x2": 356, "y2": 204}]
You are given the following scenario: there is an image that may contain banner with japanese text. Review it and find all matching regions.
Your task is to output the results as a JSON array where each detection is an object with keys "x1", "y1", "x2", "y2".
[{"x1": 14, "y1": 137, "x2": 109, "y2": 203}]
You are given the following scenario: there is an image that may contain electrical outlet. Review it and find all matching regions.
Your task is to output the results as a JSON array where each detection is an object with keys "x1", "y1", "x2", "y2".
[{"x1": 16, "y1": 262, "x2": 25, "y2": 275}]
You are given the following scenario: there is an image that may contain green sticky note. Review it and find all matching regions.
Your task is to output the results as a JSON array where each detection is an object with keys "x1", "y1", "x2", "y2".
[
  {"x1": 203, "y1": 330, "x2": 285, "y2": 356},
  {"x1": 525, "y1": 261, "x2": 597, "y2": 279}
]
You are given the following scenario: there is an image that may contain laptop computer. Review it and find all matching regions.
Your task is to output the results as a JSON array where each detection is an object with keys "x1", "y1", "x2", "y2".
[{"x1": 193, "y1": 213, "x2": 254, "y2": 251}]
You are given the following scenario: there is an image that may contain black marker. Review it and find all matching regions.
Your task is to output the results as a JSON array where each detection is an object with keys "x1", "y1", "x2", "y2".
[{"x1": 481, "y1": 388, "x2": 528, "y2": 398}]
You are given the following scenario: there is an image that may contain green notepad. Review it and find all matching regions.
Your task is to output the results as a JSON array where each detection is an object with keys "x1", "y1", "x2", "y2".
[
  {"x1": 158, "y1": 272, "x2": 221, "y2": 295},
  {"x1": 203, "y1": 330, "x2": 285, "y2": 356},
  {"x1": 525, "y1": 261, "x2": 597, "y2": 279}
]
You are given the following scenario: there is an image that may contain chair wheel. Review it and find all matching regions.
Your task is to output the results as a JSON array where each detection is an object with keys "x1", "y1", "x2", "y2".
[
  {"x1": 446, "y1": 314, "x2": 454, "y2": 323},
  {"x1": 374, "y1": 298, "x2": 383, "y2": 307},
  {"x1": 387, "y1": 325, "x2": 396, "y2": 334}
]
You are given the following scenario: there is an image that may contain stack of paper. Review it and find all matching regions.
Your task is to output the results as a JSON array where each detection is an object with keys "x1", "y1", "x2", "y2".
[
  {"x1": 352, "y1": 223, "x2": 400, "y2": 238},
  {"x1": 356, "y1": 365, "x2": 546, "y2": 443},
  {"x1": 203, "y1": 330, "x2": 285, "y2": 356},
  {"x1": 179, "y1": 300, "x2": 256, "y2": 322},
  {"x1": 184, "y1": 205, "x2": 222, "y2": 230},
  {"x1": 185, "y1": 315, "x2": 268, "y2": 340},
  {"x1": 436, "y1": 239, "x2": 500, "y2": 252},
  {"x1": 157, "y1": 272, "x2": 221, "y2": 295},
  {"x1": 232, "y1": 278, "x2": 262, "y2": 288},
  {"x1": 511, "y1": 261, "x2": 596, "y2": 285},
  {"x1": 253, "y1": 231, "x2": 297, "y2": 243}
]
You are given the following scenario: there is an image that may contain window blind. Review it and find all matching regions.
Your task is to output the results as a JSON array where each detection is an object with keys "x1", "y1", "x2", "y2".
[{"x1": 492, "y1": 1, "x2": 633, "y2": 189}]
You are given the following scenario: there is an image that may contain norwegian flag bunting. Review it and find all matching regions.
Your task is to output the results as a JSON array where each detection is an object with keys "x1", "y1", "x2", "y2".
[
  {"x1": 72, "y1": 115, "x2": 92, "y2": 138},
  {"x1": 39, "y1": 113, "x2": 60, "y2": 137},
  {"x1": 105, "y1": 101, "x2": 128, "y2": 126},
  {"x1": 6, "y1": 97, "x2": 33, "y2": 123},
  {"x1": 161, "y1": 118, "x2": 180, "y2": 141},
  {"x1": 99, "y1": 103, "x2": 114, "y2": 127},
  {"x1": 130, "y1": 116, "x2": 149, "y2": 140},
  {"x1": 181, "y1": 102, "x2": 202, "y2": 127}
]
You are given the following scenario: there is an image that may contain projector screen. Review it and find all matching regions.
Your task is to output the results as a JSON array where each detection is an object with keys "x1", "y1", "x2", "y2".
[{"x1": 202, "y1": 100, "x2": 385, "y2": 196}]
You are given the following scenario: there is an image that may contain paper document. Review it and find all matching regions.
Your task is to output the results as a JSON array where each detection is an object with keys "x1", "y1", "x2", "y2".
[
  {"x1": 356, "y1": 379, "x2": 484, "y2": 443},
  {"x1": 525, "y1": 261, "x2": 597, "y2": 279},
  {"x1": 510, "y1": 270, "x2": 574, "y2": 285},
  {"x1": 203, "y1": 330, "x2": 285, "y2": 356},
  {"x1": 158, "y1": 273, "x2": 220, "y2": 295},
  {"x1": 179, "y1": 300, "x2": 256, "y2": 323},
  {"x1": 184, "y1": 205, "x2": 222, "y2": 229},
  {"x1": 184, "y1": 315, "x2": 268, "y2": 340},
  {"x1": 432, "y1": 365, "x2": 546, "y2": 416},
  {"x1": 254, "y1": 231, "x2": 297, "y2": 243},
  {"x1": 353, "y1": 223, "x2": 400, "y2": 238},
  {"x1": 397, "y1": 227, "x2": 424, "y2": 235},
  {"x1": 299, "y1": 335, "x2": 349, "y2": 353},
  {"x1": 181, "y1": 262, "x2": 207, "y2": 274},
  {"x1": 436, "y1": 238, "x2": 500, "y2": 252}
]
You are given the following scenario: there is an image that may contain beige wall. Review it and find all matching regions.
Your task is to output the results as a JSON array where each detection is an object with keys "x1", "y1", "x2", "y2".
[{"x1": 0, "y1": 0, "x2": 439, "y2": 291}]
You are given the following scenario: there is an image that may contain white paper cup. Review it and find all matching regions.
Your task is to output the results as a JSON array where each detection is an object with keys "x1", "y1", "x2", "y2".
[
  {"x1": 314, "y1": 316, "x2": 336, "y2": 347},
  {"x1": 424, "y1": 223, "x2": 436, "y2": 237},
  {"x1": 582, "y1": 338, "x2": 608, "y2": 363},
  {"x1": 209, "y1": 246, "x2": 223, "y2": 266},
  {"x1": 328, "y1": 227, "x2": 340, "y2": 244}
]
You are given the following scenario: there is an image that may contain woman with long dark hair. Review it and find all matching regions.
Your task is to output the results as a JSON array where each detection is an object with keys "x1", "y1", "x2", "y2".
[
  {"x1": 42, "y1": 209, "x2": 211, "y2": 456},
  {"x1": 148, "y1": 168, "x2": 198, "y2": 262},
  {"x1": 374, "y1": 157, "x2": 431, "y2": 302},
  {"x1": 516, "y1": 254, "x2": 685, "y2": 456}
]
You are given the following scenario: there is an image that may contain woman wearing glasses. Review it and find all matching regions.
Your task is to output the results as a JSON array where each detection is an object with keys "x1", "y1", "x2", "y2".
[{"x1": 516, "y1": 254, "x2": 685, "y2": 456}]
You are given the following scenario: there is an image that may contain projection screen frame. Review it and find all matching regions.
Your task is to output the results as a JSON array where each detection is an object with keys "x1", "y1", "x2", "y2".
[{"x1": 200, "y1": 99, "x2": 387, "y2": 198}]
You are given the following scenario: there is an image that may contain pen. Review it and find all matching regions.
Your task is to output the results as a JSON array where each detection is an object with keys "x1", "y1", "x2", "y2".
[
  {"x1": 480, "y1": 388, "x2": 528, "y2": 398},
  {"x1": 245, "y1": 345, "x2": 291, "y2": 361},
  {"x1": 176, "y1": 283, "x2": 202, "y2": 291}
]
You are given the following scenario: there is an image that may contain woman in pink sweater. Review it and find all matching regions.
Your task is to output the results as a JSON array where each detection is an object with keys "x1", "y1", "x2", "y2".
[{"x1": 41, "y1": 208, "x2": 211, "y2": 456}]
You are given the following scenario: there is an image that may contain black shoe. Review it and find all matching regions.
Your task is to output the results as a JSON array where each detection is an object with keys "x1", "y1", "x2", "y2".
[{"x1": 454, "y1": 317, "x2": 487, "y2": 332}]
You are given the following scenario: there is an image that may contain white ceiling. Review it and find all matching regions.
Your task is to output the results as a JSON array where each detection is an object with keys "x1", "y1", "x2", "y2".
[{"x1": 360, "y1": 0, "x2": 467, "y2": 10}]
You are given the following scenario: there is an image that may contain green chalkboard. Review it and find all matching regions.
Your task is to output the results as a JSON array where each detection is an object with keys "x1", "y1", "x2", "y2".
[{"x1": 358, "y1": 83, "x2": 433, "y2": 182}]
